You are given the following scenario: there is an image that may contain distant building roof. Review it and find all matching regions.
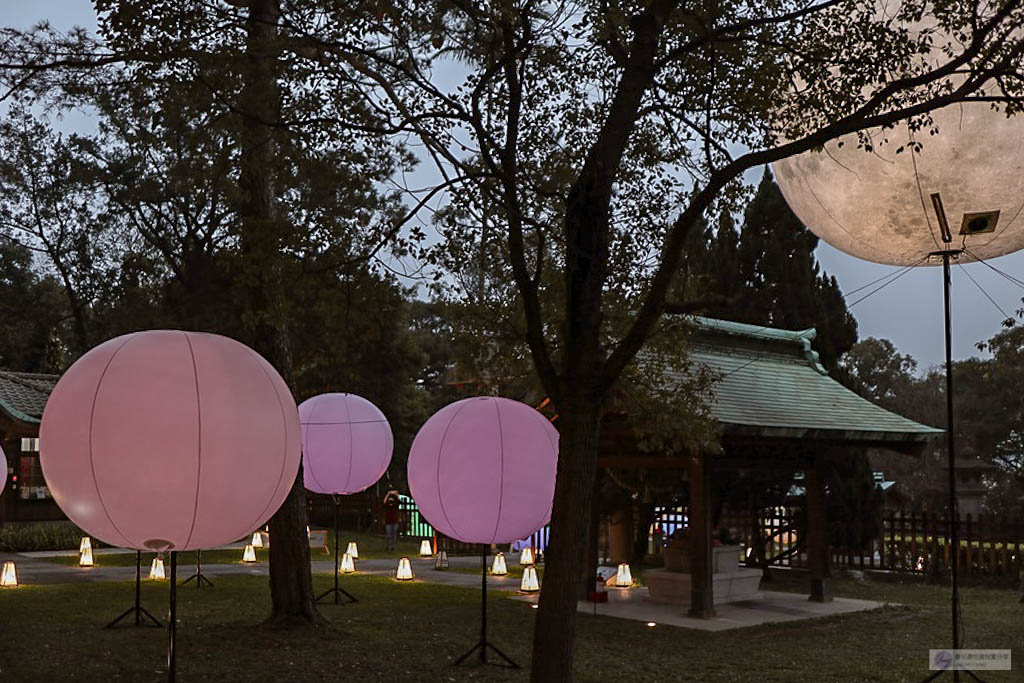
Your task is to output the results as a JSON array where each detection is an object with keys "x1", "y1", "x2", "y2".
[
  {"x1": 680, "y1": 317, "x2": 943, "y2": 449},
  {"x1": 0, "y1": 371, "x2": 58, "y2": 425}
]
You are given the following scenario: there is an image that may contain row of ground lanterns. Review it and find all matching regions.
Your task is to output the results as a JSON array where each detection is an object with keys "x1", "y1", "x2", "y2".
[{"x1": 0, "y1": 533, "x2": 635, "y2": 592}]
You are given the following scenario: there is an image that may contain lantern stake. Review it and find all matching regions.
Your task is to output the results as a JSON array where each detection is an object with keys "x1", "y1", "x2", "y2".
[
  {"x1": 315, "y1": 495, "x2": 357, "y2": 605},
  {"x1": 180, "y1": 549, "x2": 213, "y2": 588},
  {"x1": 452, "y1": 546, "x2": 520, "y2": 669},
  {"x1": 104, "y1": 550, "x2": 163, "y2": 629}
]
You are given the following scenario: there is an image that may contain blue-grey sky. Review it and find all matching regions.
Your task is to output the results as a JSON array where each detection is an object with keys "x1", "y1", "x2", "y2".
[{"x1": 6, "y1": 1, "x2": 1024, "y2": 370}]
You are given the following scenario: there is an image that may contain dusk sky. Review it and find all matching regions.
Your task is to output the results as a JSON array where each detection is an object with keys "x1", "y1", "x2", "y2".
[{"x1": 6, "y1": 1, "x2": 1024, "y2": 371}]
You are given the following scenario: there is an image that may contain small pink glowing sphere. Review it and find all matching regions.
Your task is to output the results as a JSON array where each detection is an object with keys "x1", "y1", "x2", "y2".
[
  {"x1": 407, "y1": 396, "x2": 558, "y2": 544},
  {"x1": 299, "y1": 393, "x2": 393, "y2": 495},
  {"x1": 39, "y1": 330, "x2": 301, "y2": 551}
]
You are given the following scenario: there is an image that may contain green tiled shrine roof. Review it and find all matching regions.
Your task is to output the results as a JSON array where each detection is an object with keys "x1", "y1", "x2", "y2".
[
  {"x1": 0, "y1": 371, "x2": 58, "y2": 425},
  {"x1": 680, "y1": 317, "x2": 943, "y2": 446}
]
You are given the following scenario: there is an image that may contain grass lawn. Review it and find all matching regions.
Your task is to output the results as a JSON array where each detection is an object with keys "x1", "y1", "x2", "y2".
[
  {"x1": 34, "y1": 531, "x2": 426, "y2": 567},
  {"x1": 0, "y1": 571, "x2": 1019, "y2": 681}
]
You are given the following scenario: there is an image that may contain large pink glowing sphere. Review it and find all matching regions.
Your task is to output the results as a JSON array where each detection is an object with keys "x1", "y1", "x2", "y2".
[
  {"x1": 39, "y1": 330, "x2": 301, "y2": 551},
  {"x1": 299, "y1": 393, "x2": 393, "y2": 495},
  {"x1": 407, "y1": 396, "x2": 558, "y2": 545},
  {"x1": 1, "y1": 444, "x2": 6, "y2": 496}
]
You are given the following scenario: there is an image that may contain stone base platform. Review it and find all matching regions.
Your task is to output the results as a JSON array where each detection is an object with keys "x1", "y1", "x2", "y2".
[{"x1": 645, "y1": 567, "x2": 762, "y2": 606}]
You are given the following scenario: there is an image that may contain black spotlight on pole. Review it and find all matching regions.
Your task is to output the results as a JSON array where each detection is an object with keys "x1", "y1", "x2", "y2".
[{"x1": 919, "y1": 195, "x2": 983, "y2": 683}]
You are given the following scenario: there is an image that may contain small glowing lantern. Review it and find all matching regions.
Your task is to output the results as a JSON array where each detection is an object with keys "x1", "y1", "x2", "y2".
[
  {"x1": 647, "y1": 622, "x2": 657, "y2": 628},
  {"x1": 340, "y1": 553, "x2": 355, "y2": 574},
  {"x1": 79, "y1": 536, "x2": 92, "y2": 554},
  {"x1": 149, "y1": 557, "x2": 166, "y2": 580},
  {"x1": 419, "y1": 540, "x2": 432, "y2": 557},
  {"x1": 520, "y1": 546, "x2": 535, "y2": 566},
  {"x1": 346, "y1": 541, "x2": 358, "y2": 560},
  {"x1": 491, "y1": 552, "x2": 508, "y2": 576},
  {"x1": 434, "y1": 550, "x2": 449, "y2": 570},
  {"x1": 79, "y1": 546, "x2": 94, "y2": 567},
  {"x1": 520, "y1": 566, "x2": 540, "y2": 593},
  {"x1": 395, "y1": 557, "x2": 414, "y2": 581},
  {"x1": 242, "y1": 544, "x2": 257, "y2": 563},
  {"x1": 251, "y1": 531, "x2": 263, "y2": 548},
  {"x1": 0, "y1": 561, "x2": 17, "y2": 587},
  {"x1": 614, "y1": 563, "x2": 634, "y2": 588}
]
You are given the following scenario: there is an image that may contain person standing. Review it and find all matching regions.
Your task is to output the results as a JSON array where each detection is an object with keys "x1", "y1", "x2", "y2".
[{"x1": 383, "y1": 490, "x2": 400, "y2": 551}]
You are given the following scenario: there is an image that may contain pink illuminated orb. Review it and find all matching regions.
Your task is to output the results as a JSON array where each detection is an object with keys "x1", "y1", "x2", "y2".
[
  {"x1": 39, "y1": 330, "x2": 301, "y2": 552},
  {"x1": 299, "y1": 392, "x2": 393, "y2": 495},
  {"x1": 407, "y1": 396, "x2": 558, "y2": 545}
]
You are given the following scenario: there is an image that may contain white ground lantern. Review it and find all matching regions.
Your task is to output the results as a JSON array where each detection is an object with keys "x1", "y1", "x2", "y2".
[
  {"x1": 242, "y1": 544, "x2": 257, "y2": 563},
  {"x1": 491, "y1": 552, "x2": 508, "y2": 576},
  {"x1": 520, "y1": 566, "x2": 540, "y2": 593},
  {"x1": 79, "y1": 546, "x2": 94, "y2": 567},
  {"x1": 150, "y1": 557, "x2": 166, "y2": 580},
  {"x1": 340, "y1": 553, "x2": 355, "y2": 574},
  {"x1": 614, "y1": 563, "x2": 634, "y2": 588},
  {"x1": 346, "y1": 541, "x2": 359, "y2": 560},
  {"x1": 1, "y1": 561, "x2": 17, "y2": 587},
  {"x1": 419, "y1": 539, "x2": 433, "y2": 557},
  {"x1": 395, "y1": 557, "x2": 414, "y2": 581},
  {"x1": 435, "y1": 550, "x2": 449, "y2": 570},
  {"x1": 520, "y1": 546, "x2": 535, "y2": 566},
  {"x1": 79, "y1": 537, "x2": 91, "y2": 554},
  {"x1": 251, "y1": 532, "x2": 263, "y2": 548}
]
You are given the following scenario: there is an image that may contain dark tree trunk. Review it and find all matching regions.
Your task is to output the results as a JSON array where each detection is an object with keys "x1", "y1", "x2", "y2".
[
  {"x1": 235, "y1": 0, "x2": 323, "y2": 627},
  {"x1": 266, "y1": 472, "x2": 321, "y2": 627},
  {"x1": 530, "y1": 399, "x2": 601, "y2": 681}
]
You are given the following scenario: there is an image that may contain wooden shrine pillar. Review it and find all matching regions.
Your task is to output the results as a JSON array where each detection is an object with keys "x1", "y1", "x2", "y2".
[
  {"x1": 806, "y1": 457, "x2": 833, "y2": 602},
  {"x1": 688, "y1": 450, "x2": 715, "y2": 617}
]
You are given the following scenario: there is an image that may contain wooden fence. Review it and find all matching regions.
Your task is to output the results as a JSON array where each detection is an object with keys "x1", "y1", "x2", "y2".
[{"x1": 658, "y1": 506, "x2": 1023, "y2": 581}]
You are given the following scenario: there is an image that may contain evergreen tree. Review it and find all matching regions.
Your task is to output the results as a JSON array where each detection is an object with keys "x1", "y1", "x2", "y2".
[{"x1": 681, "y1": 168, "x2": 857, "y2": 372}]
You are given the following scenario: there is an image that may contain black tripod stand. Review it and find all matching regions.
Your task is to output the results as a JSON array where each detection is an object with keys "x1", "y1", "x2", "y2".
[
  {"x1": 105, "y1": 550, "x2": 162, "y2": 629},
  {"x1": 180, "y1": 549, "x2": 213, "y2": 588},
  {"x1": 453, "y1": 546, "x2": 519, "y2": 669},
  {"x1": 315, "y1": 495, "x2": 357, "y2": 604}
]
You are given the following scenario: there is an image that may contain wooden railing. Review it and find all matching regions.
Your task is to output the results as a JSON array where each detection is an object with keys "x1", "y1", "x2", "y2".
[{"x1": 715, "y1": 508, "x2": 1024, "y2": 581}]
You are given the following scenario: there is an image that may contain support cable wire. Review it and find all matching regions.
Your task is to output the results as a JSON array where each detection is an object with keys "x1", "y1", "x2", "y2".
[
  {"x1": 963, "y1": 248, "x2": 1024, "y2": 291},
  {"x1": 956, "y1": 262, "x2": 1013, "y2": 322},
  {"x1": 720, "y1": 256, "x2": 926, "y2": 378}
]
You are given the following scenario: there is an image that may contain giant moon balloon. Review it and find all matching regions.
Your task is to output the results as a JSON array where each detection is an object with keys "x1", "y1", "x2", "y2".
[
  {"x1": 407, "y1": 396, "x2": 558, "y2": 545},
  {"x1": 300, "y1": 392, "x2": 393, "y2": 495},
  {"x1": 40, "y1": 330, "x2": 301, "y2": 551},
  {"x1": 772, "y1": 19, "x2": 1024, "y2": 265}
]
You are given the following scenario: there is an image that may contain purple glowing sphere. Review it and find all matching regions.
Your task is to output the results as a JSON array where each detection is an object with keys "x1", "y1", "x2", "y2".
[
  {"x1": 407, "y1": 396, "x2": 559, "y2": 545},
  {"x1": 299, "y1": 393, "x2": 393, "y2": 495},
  {"x1": 39, "y1": 330, "x2": 301, "y2": 552}
]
